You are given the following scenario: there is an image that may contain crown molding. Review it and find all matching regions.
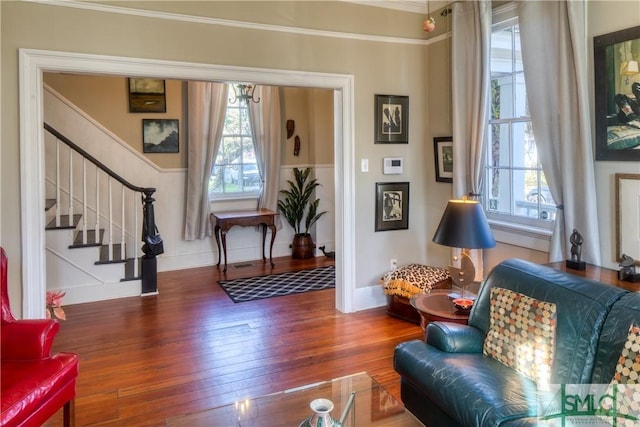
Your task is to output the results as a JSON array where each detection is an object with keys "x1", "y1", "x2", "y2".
[
  {"x1": 343, "y1": 0, "x2": 427, "y2": 14},
  {"x1": 26, "y1": 0, "x2": 434, "y2": 46},
  {"x1": 343, "y1": 0, "x2": 451, "y2": 14}
]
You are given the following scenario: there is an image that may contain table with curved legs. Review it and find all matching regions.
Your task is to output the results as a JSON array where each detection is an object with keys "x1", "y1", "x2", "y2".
[{"x1": 210, "y1": 209, "x2": 277, "y2": 273}]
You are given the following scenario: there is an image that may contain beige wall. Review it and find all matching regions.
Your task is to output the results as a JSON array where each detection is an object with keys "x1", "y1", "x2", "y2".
[
  {"x1": 281, "y1": 87, "x2": 334, "y2": 166},
  {"x1": 44, "y1": 74, "x2": 186, "y2": 169},
  {"x1": 43, "y1": 74, "x2": 334, "y2": 170}
]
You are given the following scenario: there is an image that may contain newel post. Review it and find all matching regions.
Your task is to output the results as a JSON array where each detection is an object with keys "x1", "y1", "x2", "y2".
[{"x1": 141, "y1": 188, "x2": 158, "y2": 295}]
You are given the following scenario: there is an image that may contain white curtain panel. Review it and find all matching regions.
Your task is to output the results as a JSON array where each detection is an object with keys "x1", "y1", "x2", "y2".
[
  {"x1": 519, "y1": 1, "x2": 601, "y2": 264},
  {"x1": 451, "y1": 1, "x2": 492, "y2": 280},
  {"x1": 183, "y1": 81, "x2": 227, "y2": 240},
  {"x1": 248, "y1": 85, "x2": 283, "y2": 228}
]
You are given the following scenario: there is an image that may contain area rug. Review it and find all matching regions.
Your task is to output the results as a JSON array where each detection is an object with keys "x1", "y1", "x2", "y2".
[{"x1": 218, "y1": 265, "x2": 335, "y2": 303}]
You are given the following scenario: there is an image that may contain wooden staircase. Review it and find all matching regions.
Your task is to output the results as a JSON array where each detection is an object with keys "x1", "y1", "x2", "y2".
[{"x1": 44, "y1": 124, "x2": 159, "y2": 304}]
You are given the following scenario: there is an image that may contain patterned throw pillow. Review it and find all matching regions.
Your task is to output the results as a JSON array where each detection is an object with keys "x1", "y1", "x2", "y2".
[
  {"x1": 381, "y1": 264, "x2": 450, "y2": 298},
  {"x1": 601, "y1": 325, "x2": 640, "y2": 425},
  {"x1": 483, "y1": 287, "x2": 557, "y2": 385},
  {"x1": 613, "y1": 325, "x2": 640, "y2": 384}
]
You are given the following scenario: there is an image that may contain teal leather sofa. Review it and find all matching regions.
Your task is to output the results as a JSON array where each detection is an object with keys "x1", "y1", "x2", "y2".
[{"x1": 394, "y1": 258, "x2": 640, "y2": 426}]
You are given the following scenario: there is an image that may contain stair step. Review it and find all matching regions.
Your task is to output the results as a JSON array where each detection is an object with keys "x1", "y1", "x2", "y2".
[
  {"x1": 45, "y1": 199, "x2": 56, "y2": 211},
  {"x1": 96, "y1": 244, "x2": 127, "y2": 264},
  {"x1": 70, "y1": 229, "x2": 105, "y2": 248},
  {"x1": 46, "y1": 214, "x2": 82, "y2": 230},
  {"x1": 121, "y1": 258, "x2": 142, "y2": 282}
]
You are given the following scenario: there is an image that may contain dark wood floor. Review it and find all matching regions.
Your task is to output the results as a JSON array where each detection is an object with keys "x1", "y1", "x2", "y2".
[{"x1": 44, "y1": 256, "x2": 423, "y2": 426}]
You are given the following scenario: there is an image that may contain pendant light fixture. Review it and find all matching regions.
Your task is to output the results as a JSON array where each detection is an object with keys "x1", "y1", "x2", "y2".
[{"x1": 423, "y1": 0, "x2": 435, "y2": 32}]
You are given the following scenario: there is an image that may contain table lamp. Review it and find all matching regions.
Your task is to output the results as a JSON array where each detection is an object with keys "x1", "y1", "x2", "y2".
[{"x1": 432, "y1": 198, "x2": 496, "y2": 308}]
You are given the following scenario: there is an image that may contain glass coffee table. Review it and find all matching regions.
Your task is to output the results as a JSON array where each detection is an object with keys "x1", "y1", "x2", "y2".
[{"x1": 165, "y1": 372, "x2": 423, "y2": 426}]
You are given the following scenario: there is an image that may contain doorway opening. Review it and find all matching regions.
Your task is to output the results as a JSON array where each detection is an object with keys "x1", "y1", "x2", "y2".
[{"x1": 19, "y1": 49, "x2": 356, "y2": 317}]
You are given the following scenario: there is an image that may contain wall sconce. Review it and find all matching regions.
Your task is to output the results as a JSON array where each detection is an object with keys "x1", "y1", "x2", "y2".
[{"x1": 229, "y1": 83, "x2": 261, "y2": 104}]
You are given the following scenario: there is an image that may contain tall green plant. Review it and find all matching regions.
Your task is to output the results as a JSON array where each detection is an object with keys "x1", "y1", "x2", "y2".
[{"x1": 277, "y1": 167, "x2": 327, "y2": 235}]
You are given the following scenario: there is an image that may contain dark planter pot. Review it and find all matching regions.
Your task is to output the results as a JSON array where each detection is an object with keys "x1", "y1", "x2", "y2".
[{"x1": 291, "y1": 234, "x2": 316, "y2": 259}]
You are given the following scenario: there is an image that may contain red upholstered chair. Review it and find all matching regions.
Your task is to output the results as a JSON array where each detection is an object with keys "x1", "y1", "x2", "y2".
[{"x1": 0, "y1": 247, "x2": 79, "y2": 427}]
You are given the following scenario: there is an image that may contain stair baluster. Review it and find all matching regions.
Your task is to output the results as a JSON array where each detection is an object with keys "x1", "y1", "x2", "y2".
[
  {"x1": 82, "y1": 158, "x2": 88, "y2": 245},
  {"x1": 95, "y1": 170, "x2": 100, "y2": 244},
  {"x1": 68, "y1": 147, "x2": 74, "y2": 225},
  {"x1": 120, "y1": 186, "x2": 125, "y2": 262},
  {"x1": 55, "y1": 140, "x2": 61, "y2": 228},
  {"x1": 108, "y1": 177, "x2": 113, "y2": 262}
]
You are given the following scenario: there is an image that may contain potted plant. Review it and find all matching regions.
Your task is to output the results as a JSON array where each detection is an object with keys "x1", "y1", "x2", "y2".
[{"x1": 278, "y1": 167, "x2": 327, "y2": 259}]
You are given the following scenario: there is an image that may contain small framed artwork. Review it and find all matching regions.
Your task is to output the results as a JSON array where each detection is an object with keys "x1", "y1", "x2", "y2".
[
  {"x1": 375, "y1": 182, "x2": 409, "y2": 232},
  {"x1": 434, "y1": 136, "x2": 453, "y2": 183},
  {"x1": 374, "y1": 94, "x2": 409, "y2": 144},
  {"x1": 143, "y1": 119, "x2": 179, "y2": 153},
  {"x1": 128, "y1": 78, "x2": 166, "y2": 113},
  {"x1": 615, "y1": 173, "x2": 640, "y2": 264},
  {"x1": 593, "y1": 25, "x2": 640, "y2": 161}
]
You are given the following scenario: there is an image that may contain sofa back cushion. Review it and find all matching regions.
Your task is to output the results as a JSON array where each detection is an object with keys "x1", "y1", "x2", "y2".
[
  {"x1": 469, "y1": 259, "x2": 627, "y2": 384},
  {"x1": 483, "y1": 287, "x2": 557, "y2": 385},
  {"x1": 591, "y1": 292, "x2": 640, "y2": 383}
]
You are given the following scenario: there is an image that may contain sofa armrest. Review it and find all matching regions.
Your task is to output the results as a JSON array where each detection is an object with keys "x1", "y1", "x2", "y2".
[
  {"x1": 1, "y1": 319, "x2": 60, "y2": 360},
  {"x1": 426, "y1": 321, "x2": 484, "y2": 353}
]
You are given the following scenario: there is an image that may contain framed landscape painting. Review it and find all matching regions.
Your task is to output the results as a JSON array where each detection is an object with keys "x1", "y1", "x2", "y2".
[
  {"x1": 128, "y1": 78, "x2": 166, "y2": 113},
  {"x1": 143, "y1": 119, "x2": 179, "y2": 153},
  {"x1": 594, "y1": 25, "x2": 640, "y2": 161}
]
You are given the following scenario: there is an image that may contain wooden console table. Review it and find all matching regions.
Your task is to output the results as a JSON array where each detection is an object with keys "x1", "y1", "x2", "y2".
[
  {"x1": 547, "y1": 261, "x2": 639, "y2": 292},
  {"x1": 210, "y1": 209, "x2": 278, "y2": 273}
]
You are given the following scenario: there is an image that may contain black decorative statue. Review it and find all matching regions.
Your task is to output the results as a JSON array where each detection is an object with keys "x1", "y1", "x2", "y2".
[
  {"x1": 566, "y1": 229, "x2": 586, "y2": 270},
  {"x1": 619, "y1": 254, "x2": 640, "y2": 283}
]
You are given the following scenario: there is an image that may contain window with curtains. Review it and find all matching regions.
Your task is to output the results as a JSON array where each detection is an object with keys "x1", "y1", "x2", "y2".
[
  {"x1": 209, "y1": 84, "x2": 261, "y2": 199},
  {"x1": 484, "y1": 16, "x2": 556, "y2": 228}
]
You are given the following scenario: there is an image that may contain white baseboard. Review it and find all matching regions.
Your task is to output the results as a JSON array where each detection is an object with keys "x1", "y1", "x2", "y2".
[
  {"x1": 354, "y1": 283, "x2": 387, "y2": 311},
  {"x1": 55, "y1": 280, "x2": 142, "y2": 305}
]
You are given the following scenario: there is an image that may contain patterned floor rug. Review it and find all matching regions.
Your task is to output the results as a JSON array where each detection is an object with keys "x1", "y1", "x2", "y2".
[{"x1": 218, "y1": 265, "x2": 335, "y2": 303}]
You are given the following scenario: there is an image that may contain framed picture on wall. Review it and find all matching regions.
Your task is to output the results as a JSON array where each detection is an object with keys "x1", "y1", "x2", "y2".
[
  {"x1": 615, "y1": 173, "x2": 640, "y2": 264},
  {"x1": 374, "y1": 94, "x2": 409, "y2": 144},
  {"x1": 434, "y1": 136, "x2": 453, "y2": 183},
  {"x1": 375, "y1": 182, "x2": 409, "y2": 232},
  {"x1": 128, "y1": 78, "x2": 166, "y2": 113},
  {"x1": 594, "y1": 25, "x2": 640, "y2": 161},
  {"x1": 143, "y1": 119, "x2": 179, "y2": 153}
]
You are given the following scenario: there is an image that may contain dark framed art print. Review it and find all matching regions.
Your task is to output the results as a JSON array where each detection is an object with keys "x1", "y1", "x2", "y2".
[
  {"x1": 434, "y1": 136, "x2": 453, "y2": 183},
  {"x1": 375, "y1": 182, "x2": 409, "y2": 232},
  {"x1": 374, "y1": 94, "x2": 409, "y2": 144},
  {"x1": 594, "y1": 25, "x2": 640, "y2": 160}
]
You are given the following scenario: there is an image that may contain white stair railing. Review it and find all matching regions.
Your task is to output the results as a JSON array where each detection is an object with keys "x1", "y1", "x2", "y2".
[{"x1": 44, "y1": 123, "x2": 158, "y2": 289}]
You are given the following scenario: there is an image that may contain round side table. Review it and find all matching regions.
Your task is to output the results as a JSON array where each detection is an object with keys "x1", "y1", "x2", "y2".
[{"x1": 410, "y1": 289, "x2": 470, "y2": 332}]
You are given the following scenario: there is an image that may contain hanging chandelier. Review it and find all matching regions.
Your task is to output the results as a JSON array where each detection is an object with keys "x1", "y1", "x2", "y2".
[{"x1": 229, "y1": 83, "x2": 261, "y2": 104}]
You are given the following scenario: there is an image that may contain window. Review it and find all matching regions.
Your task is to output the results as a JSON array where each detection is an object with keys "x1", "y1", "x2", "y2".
[
  {"x1": 209, "y1": 84, "x2": 261, "y2": 199},
  {"x1": 485, "y1": 16, "x2": 556, "y2": 228}
]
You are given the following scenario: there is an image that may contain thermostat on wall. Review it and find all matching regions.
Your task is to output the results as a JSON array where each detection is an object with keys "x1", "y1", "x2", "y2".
[{"x1": 383, "y1": 157, "x2": 403, "y2": 174}]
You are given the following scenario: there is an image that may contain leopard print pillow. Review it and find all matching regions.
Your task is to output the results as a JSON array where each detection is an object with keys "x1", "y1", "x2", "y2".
[{"x1": 382, "y1": 264, "x2": 450, "y2": 298}]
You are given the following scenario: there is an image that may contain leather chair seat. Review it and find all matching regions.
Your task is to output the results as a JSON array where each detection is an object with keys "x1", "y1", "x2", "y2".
[
  {"x1": 0, "y1": 247, "x2": 79, "y2": 427},
  {"x1": 1, "y1": 353, "x2": 79, "y2": 425}
]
